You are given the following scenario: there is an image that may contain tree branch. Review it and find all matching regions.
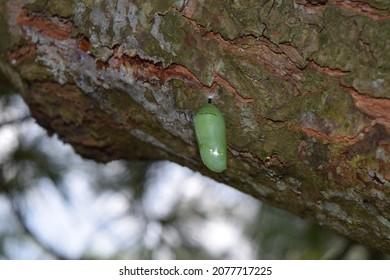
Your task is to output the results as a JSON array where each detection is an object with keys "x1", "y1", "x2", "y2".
[{"x1": 0, "y1": 115, "x2": 31, "y2": 128}]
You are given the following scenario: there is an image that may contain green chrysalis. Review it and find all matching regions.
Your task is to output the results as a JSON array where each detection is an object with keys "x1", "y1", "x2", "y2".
[{"x1": 193, "y1": 102, "x2": 227, "y2": 172}]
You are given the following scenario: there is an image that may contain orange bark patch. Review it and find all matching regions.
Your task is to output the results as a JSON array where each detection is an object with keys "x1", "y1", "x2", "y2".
[
  {"x1": 341, "y1": 84, "x2": 390, "y2": 131},
  {"x1": 79, "y1": 38, "x2": 91, "y2": 52},
  {"x1": 18, "y1": 11, "x2": 72, "y2": 40},
  {"x1": 8, "y1": 43, "x2": 36, "y2": 62},
  {"x1": 299, "y1": 127, "x2": 360, "y2": 145},
  {"x1": 330, "y1": 0, "x2": 390, "y2": 20}
]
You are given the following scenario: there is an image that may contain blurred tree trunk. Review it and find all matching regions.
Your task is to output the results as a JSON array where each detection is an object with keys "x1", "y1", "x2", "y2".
[{"x1": 1, "y1": 0, "x2": 389, "y2": 252}]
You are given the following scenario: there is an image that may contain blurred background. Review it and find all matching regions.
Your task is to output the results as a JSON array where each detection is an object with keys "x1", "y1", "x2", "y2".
[{"x1": 0, "y1": 90, "x2": 388, "y2": 260}]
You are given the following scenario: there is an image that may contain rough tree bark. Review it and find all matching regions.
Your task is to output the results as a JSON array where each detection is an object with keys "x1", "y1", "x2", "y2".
[{"x1": 1, "y1": 0, "x2": 389, "y2": 252}]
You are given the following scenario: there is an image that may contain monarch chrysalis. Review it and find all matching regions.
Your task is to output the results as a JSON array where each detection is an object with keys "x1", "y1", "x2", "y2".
[{"x1": 193, "y1": 101, "x2": 227, "y2": 172}]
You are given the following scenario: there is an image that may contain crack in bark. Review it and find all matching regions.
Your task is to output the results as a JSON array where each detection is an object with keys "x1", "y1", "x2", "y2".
[
  {"x1": 294, "y1": 0, "x2": 328, "y2": 13},
  {"x1": 179, "y1": 0, "x2": 190, "y2": 13},
  {"x1": 212, "y1": 74, "x2": 253, "y2": 103},
  {"x1": 264, "y1": 154, "x2": 286, "y2": 168},
  {"x1": 296, "y1": 0, "x2": 328, "y2": 7},
  {"x1": 353, "y1": 19, "x2": 376, "y2": 61},
  {"x1": 368, "y1": 171, "x2": 387, "y2": 185},
  {"x1": 330, "y1": 0, "x2": 390, "y2": 20},
  {"x1": 340, "y1": 83, "x2": 390, "y2": 132},
  {"x1": 305, "y1": 59, "x2": 351, "y2": 76},
  {"x1": 266, "y1": 0, "x2": 277, "y2": 18},
  {"x1": 113, "y1": 51, "x2": 251, "y2": 103}
]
